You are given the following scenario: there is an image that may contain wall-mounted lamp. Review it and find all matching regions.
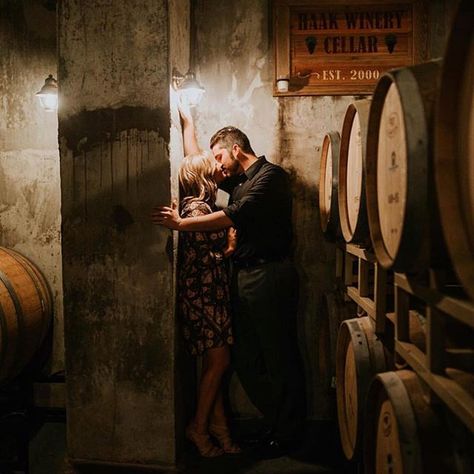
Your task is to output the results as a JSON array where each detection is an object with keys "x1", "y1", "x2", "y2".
[
  {"x1": 172, "y1": 68, "x2": 205, "y2": 107},
  {"x1": 36, "y1": 74, "x2": 58, "y2": 111}
]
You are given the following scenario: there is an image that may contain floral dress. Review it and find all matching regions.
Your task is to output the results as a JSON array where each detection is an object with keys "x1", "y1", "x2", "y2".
[{"x1": 178, "y1": 200, "x2": 233, "y2": 355}]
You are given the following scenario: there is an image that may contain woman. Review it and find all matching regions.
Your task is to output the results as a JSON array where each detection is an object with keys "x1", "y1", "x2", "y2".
[{"x1": 177, "y1": 107, "x2": 240, "y2": 457}]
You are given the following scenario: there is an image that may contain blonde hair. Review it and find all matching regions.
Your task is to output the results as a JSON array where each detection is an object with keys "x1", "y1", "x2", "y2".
[{"x1": 179, "y1": 152, "x2": 217, "y2": 208}]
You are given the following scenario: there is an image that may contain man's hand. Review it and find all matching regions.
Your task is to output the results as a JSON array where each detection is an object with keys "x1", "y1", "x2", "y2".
[
  {"x1": 152, "y1": 206, "x2": 233, "y2": 232},
  {"x1": 224, "y1": 226, "x2": 237, "y2": 257},
  {"x1": 151, "y1": 200, "x2": 181, "y2": 230}
]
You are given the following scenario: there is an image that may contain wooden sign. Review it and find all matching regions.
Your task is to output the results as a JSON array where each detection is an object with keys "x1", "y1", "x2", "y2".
[{"x1": 274, "y1": 0, "x2": 429, "y2": 96}]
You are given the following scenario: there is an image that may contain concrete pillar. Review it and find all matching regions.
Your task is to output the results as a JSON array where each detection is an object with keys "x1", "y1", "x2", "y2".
[{"x1": 58, "y1": 0, "x2": 189, "y2": 467}]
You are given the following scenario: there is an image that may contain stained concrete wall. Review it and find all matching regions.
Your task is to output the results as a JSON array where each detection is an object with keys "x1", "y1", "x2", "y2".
[
  {"x1": 193, "y1": 0, "x2": 459, "y2": 420},
  {"x1": 58, "y1": 0, "x2": 189, "y2": 466},
  {"x1": 0, "y1": 1, "x2": 64, "y2": 374},
  {"x1": 192, "y1": 0, "x2": 354, "y2": 420}
]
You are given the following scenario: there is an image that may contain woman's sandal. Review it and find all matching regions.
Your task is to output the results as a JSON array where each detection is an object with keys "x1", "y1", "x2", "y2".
[
  {"x1": 209, "y1": 423, "x2": 242, "y2": 454},
  {"x1": 186, "y1": 425, "x2": 224, "y2": 457}
]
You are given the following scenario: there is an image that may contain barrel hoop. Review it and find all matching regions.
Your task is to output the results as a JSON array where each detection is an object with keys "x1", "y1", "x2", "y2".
[
  {"x1": 328, "y1": 131, "x2": 341, "y2": 239},
  {"x1": 389, "y1": 67, "x2": 430, "y2": 271},
  {"x1": 319, "y1": 134, "x2": 331, "y2": 233},
  {"x1": 378, "y1": 371, "x2": 421, "y2": 473},
  {"x1": 320, "y1": 131, "x2": 341, "y2": 240},
  {"x1": 0, "y1": 268, "x2": 25, "y2": 370},
  {"x1": 360, "y1": 317, "x2": 386, "y2": 373},
  {"x1": 339, "y1": 317, "x2": 372, "y2": 459},
  {"x1": 339, "y1": 100, "x2": 371, "y2": 244},
  {"x1": 2, "y1": 249, "x2": 50, "y2": 348},
  {"x1": 347, "y1": 318, "x2": 372, "y2": 402},
  {"x1": 325, "y1": 291, "x2": 349, "y2": 373},
  {"x1": 2, "y1": 249, "x2": 48, "y2": 316}
]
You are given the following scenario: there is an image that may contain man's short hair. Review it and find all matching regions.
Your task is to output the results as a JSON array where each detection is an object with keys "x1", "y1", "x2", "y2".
[{"x1": 209, "y1": 126, "x2": 255, "y2": 155}]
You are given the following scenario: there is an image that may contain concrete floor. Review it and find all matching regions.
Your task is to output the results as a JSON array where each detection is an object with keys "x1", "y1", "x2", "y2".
[
  {"x1": 25, "y1": 420, "x2": 355, "y2": 474},
  {"x1": 174, "y1": 420, "x2": 346, "y2": 474}
]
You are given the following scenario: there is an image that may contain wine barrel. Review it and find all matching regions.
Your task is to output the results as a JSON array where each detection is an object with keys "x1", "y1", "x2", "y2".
[
  {"x1": 364, "y1": 370, "x2": 460, "y2": 474},
  {"x1": 319, "y1": 131, "x2": 341, "y2": 241},
  {"x1": 338, "y1": 99, "x2": 371, "y2": 244},
  {"x1": 336, "y1": 315, "x2": 387, "y2": 460},
  {"x1": 0, "y1": 247, "x2": 52, "y2": 383},
  {"x1": 321, "y1": 291, "x2": 356, "y2": 389},
  {"x1": 317, "y1": 292, "x2": 356, "y2": 420},
  {"x1": 366, "y1": 60, "x2": 442, "y2": 272},
  {"x1": 435, "y1": 0, "x2": 474, "y2": 300}
]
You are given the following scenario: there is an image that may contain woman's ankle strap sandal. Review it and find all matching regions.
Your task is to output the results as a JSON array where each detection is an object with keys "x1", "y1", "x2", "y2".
[
  {"x1": 209, "y1": 423, "x2": 242, "y2": 454},
  {"x1": 186, "y1": 425, "x2": 224, "y2": 457}
]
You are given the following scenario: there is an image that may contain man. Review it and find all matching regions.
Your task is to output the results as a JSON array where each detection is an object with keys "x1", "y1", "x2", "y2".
[{"x1": 153, "y1": 126, "x2": 305, "y2": 458}]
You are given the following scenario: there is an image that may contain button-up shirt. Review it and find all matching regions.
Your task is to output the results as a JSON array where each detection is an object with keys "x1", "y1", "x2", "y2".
[{"x1": 222, "y1": 156, "x2": 293, "y2": 264}]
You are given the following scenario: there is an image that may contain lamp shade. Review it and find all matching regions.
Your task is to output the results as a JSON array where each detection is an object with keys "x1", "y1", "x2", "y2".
[
  {"x1": 178, "y1": 71, "x2": 205, "y2": 107},
  {"x1": 36, "y1": 74, "x2": 58, "y2": 111}
]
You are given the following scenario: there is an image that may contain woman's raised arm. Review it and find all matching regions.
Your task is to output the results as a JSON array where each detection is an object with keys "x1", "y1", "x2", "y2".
[{"x1": 179, "y1": 97, "x2": 201, "y2": 156}]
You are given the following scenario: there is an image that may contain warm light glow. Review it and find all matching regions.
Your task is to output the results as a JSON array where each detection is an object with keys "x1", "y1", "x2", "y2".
[
  {"x1": 178, "y1": 86, "x2": 205, "y2": 108},
  {"x1": 37, "y1": 93, "x2": 58, "y2": 112},
  {"x1": 36, "y1": 74, "x2": 58, "y2": 112},
  {"x1": 172, "y1": 69, "x2": 205, "y2": 107}
]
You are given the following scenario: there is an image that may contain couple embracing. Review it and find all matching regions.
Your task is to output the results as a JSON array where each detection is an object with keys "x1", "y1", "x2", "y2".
[{"x1": 152, "y1": 102, "x2": 305, "y2": 459}]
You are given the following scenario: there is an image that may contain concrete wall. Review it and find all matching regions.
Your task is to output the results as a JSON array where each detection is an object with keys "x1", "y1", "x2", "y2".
[
  {"x1": 192, "y1": 0, "x2": 458, "y2": 420},
  {"x1": 0, "y1": 1, "x2": 64, "y2": 374},
  {"x1": 192, "y1": 0, "x2": 354, "y2": 419},
  {"x1": 58, "y1": 0, "x2": 189, "y2": 466}
]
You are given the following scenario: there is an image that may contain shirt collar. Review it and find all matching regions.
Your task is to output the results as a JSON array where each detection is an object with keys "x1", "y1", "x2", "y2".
[{"x1": 244, "y1": 156, "x2": 266, "y2": 180}]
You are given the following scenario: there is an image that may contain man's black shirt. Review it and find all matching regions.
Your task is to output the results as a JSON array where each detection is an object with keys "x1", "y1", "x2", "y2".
[{"x1": 221, "y1": 156, "x2": 293, "y2": 264}]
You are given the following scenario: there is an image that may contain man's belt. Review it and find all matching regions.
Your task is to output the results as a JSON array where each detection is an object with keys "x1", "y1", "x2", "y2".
[{"x1": 233, "y1": 256, "x2": 287, "y2": 269}]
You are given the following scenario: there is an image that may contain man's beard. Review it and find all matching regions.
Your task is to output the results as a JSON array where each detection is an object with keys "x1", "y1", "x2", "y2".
[{"x1": 223, "y1": 154, "x2": 242, "y2": 177}]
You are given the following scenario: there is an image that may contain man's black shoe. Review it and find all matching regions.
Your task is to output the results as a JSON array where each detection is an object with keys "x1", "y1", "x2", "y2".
[{"x1": 251, "y1": 438, "x2": 290, "y2": 460}]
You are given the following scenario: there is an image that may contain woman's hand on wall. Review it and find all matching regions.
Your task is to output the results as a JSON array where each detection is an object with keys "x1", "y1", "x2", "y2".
[{"x1": 151, "y1": 200, "x2": 181, "y2": 230}]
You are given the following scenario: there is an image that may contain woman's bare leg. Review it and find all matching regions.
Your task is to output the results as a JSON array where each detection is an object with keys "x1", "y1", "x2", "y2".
[
  {"x1": 192, "y1": 345, "x2": 230, "y2": 432},
  {"x1": 210, "y1": 387, "x2": 226, "y2": 426},
  {"x1": 209, "y1": 371, "x2": 241, "y2": 453}
]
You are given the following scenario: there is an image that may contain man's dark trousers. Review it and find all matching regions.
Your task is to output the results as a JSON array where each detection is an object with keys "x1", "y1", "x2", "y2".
[{"x1": 231, "y1": 259, "x2": 306, "y2": 442}]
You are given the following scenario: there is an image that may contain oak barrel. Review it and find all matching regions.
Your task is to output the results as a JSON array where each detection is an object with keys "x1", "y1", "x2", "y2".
[
  {"x1": 338, "y1": 99, "x2": 371, "y2": 244},
  {"x1": 336, "y1": 315, "x2": 387, "y2": 460},
  {"x1": 0, "y1": 247, "x2": 52, "y2": 383},
  {"x1": 365, "y1": 60, "x2": 442, "y2": 272},
  {"x1": 364, "y1": 370, "x2": 459, "y2": 474},
  {"x1": 320, "y1": 291, "x2": 355, "y2": 401},
  {"x1": 435, "y1": 0, "x2": 474, "y2": 300},
  {"x1": 319, "y1": 131, "x2": 341, "y2": 241}
]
